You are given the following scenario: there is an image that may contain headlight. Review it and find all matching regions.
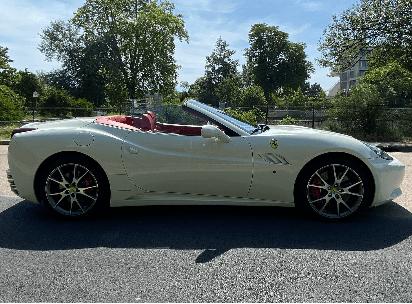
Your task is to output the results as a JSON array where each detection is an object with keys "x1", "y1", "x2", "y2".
[{"x1": 362, "y1": 142, "x2": 393, "y2": 161}]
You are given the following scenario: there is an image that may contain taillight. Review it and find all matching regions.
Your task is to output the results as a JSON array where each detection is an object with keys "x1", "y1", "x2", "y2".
[{"x1": 11, "y1": 128, "x2": 37, "y2": 139}]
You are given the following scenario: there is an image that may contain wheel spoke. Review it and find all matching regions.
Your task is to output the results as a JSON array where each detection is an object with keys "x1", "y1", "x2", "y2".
[
  {"x1": 343, "y1": 191, "x2": 363, "y2": 197},
  {"x1": 48, "y1": 177, "x2": 66, "y2": 187},
  {"x1": 73, "y1": 197, "x2": 85, "y2": 213},
  {"x1": 53, "y1": 193, "x2": 69, "y2": 208},
  {"x1": 78, "y1": 185, "x2": 98, "y2": 192},
  {"x1": 319, "y1": 196, "x2": 333, "y2": 213},
  {"x1": 308, "y1": 184, "x2": 328, "y2": 190},
  {"x1": 48, "y1": 189, "x2": 67, "y2": 196},
  {"x1": 332, "y1": 165, "x2": 338, "y2": 184},
  {"x1": 77, "y1": 191, "x2": 97, "y2": 201},
  {"x1": 337, "y1": 197, "x2": 351, "y2": 211},
  {"x1": 73, "y1": 165, "x2": 90, "y2": 185},
  {"x1": 58, "y1": 168, "x2": 70, "y2": 185},
  {"x1": 345, "y1": 181, "x2": 363, "y2": 189},
  {"x1": 315, "y1": 172, "x2": 329, "y2": 187},
  {"x1": 309, "y1": 194, "x2": 329, "y2": 204},
  {"x1": 339, "y1": 167, "x2": 350, "y2": 182}
]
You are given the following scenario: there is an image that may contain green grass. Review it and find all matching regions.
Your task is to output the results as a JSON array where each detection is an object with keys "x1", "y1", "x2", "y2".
[{"x1": 0, "y1": 123, "x2": 18, "y2": 140}]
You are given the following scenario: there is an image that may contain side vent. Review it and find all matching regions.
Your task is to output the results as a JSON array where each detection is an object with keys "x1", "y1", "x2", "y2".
[{"x1": 258, "y1": 153, "x2": 290, "y2": 165}]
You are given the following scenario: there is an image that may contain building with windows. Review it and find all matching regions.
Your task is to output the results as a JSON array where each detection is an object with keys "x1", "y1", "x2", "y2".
[{"x1": 327, "y1": 49, "x2": 373, "y2": 98}]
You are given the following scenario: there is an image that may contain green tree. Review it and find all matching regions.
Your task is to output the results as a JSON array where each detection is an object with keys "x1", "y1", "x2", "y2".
[
  {"x1": 317, "y1": 0, "x2": 412, "y2": 72},
  {"x1": 215, "y1": 74, "x2": 241, "y2": 106},
  {"x1": 244, "y1": 24, "x2": 314, "y2": 99},
  {"x1": 40, "y1": 87, "x2": 93, "y2": 117},
  {"x1": 358, "y1": 61, "x2": 412, "y2": 106},
  {"x1": 11, "y1": 70, "x2": 44, "y2": 107},
  {"x1": 39, "y1": 0, "x2": 188, "y2": 102},
  {"x1": 0, "y1": 46, "x2": 18, "y2": 88},
  {"x1": 280, "y1": 87, "x2": 308, "y2": 107},
  {"x1": 0, "y1": 85, "x2": 24, "y2": 121},
  {"x1": 205, "y1": 37, "x2": 239, "y2": 86},
  {"x1": 327, "y1": 62, "x2": 412, "y2": 139},
  {"x1": 198, "y1": 37, "x2": 239, "y2": 105},
  {"x1": 240, "y1": 85, "x2": 266, "y2": 106}
]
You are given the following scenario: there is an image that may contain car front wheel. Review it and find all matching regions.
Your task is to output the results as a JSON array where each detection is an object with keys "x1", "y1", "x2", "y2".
[
  {"x1": 39, "y1": 156, "x2": 109, "y2": 219},
  {"x1": 296, "y1": 157, "x2": 371, "y2": 220}
]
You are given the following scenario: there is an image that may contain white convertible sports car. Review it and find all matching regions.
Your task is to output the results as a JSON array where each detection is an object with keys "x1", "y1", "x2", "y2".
[{"x1": 7, "y1": 100, "x2": 405, "y2": 220}]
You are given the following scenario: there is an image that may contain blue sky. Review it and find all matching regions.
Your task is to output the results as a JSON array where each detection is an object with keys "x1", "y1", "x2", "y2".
[{"x1": 0, "y1": 0, "x2": 355, "y2": 92}]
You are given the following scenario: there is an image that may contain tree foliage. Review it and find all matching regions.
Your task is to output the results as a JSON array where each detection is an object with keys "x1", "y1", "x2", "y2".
[
  {"x1": 12, "y1": 70, "x2": 44, "y2": 107},
  {"x1": 215, "y1": 74, "x2": 241, "y2": 106},
  {"x1": 0, "y1": 85, "x2": 24, "y2": 121},
  {"x1": 357, "y1": 61, "x2": 412, "y2": 106},
  {"x1": 326, "y1": 61, "x2": 412, "y2": 139},
  {"x1": 0, "y1": 46, "x2": 17, "y2": 88},
  {"x1": 39, "y1": 0, "x2": 189, "y2": 103},
  {"x1": 318, "y1": 0, "x2": 412, "y2": 72},
  {"x1": 240, "y1": 85, "x2": 266, "y2": 106},
  {"x1": 205, "y1": 37, "x2": 239, "y2": 86},
  {"x1": 244, "y1": 23, "x2": 313, "y2": 99},
  {"x1": 196, "y1": 38, "x2": 239, "y2": 105}
]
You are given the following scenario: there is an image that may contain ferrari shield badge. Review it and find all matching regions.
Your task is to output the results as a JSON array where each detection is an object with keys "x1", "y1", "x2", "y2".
[{"x1": 270, "y1": 139, "x2": 278, "y2": 149}]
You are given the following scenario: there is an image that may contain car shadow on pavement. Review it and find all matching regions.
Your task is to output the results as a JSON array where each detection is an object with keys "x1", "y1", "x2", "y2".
[{"x1": 1, "y1": 197, "x2": 412, "y2": 263}]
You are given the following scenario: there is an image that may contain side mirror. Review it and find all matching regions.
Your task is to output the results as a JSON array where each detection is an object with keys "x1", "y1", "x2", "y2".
[{"x1": 201, "y1": 125, "x2": 231, "y2": 143}]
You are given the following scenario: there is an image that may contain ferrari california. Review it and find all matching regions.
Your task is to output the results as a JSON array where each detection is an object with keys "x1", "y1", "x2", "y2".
[{"x1": 6, "y1": 100, "x2": 405, "y2": 220}]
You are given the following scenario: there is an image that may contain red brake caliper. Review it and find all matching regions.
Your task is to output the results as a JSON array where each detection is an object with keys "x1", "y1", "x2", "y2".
[
  {"x1": 311, "y1": 177, "x2": 322, "y2": 198},
  {"x1": 84, "y1": 176, "x2": 94, "y2": 193}
]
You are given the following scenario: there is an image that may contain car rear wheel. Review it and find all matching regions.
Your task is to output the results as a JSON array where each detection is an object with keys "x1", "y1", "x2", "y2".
[
  {"x1": 39, "y1": 156, "x2": 109, "y2": 219},
  {"x1": 296, "y1": 157, "x2": 371, "y2": 220}
]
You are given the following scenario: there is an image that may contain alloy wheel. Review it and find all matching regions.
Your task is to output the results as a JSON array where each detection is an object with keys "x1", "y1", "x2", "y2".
[
  {"x1": 306, "y1": 163, "x2": 364, "y2": 219},
  {"x1": 45, "y1": 163, "x2": 99, "y2": 216}
]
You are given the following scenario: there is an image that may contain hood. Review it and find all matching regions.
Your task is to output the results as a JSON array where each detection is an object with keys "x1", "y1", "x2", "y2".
[{"x1": 264, "y1": 125, "x2": 353, "y2": 138}]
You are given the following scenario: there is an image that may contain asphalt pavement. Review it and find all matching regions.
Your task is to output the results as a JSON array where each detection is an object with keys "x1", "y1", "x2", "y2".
[
  {"x1": 1, "y1": 195, "x2": 412, "y2": 302},
  {"x1": 1, "y1": 145, "x2": 412, "y2": 301}
]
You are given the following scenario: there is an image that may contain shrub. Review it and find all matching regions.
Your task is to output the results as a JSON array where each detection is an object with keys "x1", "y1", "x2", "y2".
[
  {"x1": 278, "y1": 115, "x2": 300, "y2": 125},
  {"x1": 0, "y1": 85, "x2": 24, "y2": 121},
  {"x1": 224, "y1": 107, "x2": 265, "y2": 125},
  {"x1": 240, "y1": 86, "x2": 266, "y2": 106}
]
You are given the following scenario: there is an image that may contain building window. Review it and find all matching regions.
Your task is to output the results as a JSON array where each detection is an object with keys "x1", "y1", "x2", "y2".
[
  {"x1": 359, "y1": 60, "x2": 368, "y2": 70},
  {"x1": 359, "y1": 70, "x2": 365, "y2": 77},
  {"x1": 350, "y1": 70, "x2": 355, "y2": 78},
  {"x1": 341, "y1": 82, "x2": 347, "y2": 90},
  {"x1": 341, "y1": 72, "x2": 348, "y2": 81},
  {"x1": 350, "y1": 80, "x2": 357, "y2": 87}
]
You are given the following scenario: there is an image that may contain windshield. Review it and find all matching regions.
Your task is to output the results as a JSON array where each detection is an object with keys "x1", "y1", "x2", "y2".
[{"x1": 185, "y1": 100, "x2": 257, "y2": 134}]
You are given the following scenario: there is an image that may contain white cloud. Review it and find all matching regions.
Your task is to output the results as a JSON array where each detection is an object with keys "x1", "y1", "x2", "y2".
[
  {"x1": 295, "y1": 0, "x2": 324, "y2": 11},
  {"x1": 174, "y1": 0, "x2": 238, "y2": 14}
]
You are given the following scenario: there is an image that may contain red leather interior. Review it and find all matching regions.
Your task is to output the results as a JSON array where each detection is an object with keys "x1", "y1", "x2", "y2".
[
  {"x1": 141, "y1": 114, "x2": 152, "y2": 131},
  {"x1": 96, "y1": 114, "x2": 202, "y2": 136}
]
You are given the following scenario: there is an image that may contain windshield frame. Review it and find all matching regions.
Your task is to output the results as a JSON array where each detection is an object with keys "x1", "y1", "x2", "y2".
[{"x1": 183, "y1": 100, "x2": 256, "y2": 136}]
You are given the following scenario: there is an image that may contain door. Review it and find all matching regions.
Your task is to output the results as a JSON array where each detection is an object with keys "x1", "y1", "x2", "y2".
[{"x1": 121, "y1": 130, "x2": 253, "y2": 198}]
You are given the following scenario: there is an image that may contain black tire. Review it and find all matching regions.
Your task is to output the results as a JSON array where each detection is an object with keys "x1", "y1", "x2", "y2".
[
  {"x1": 39, "y1": 156, "x2": 110, "y2": 219},
  {"x1": 295, "y1": 157, "x2": 371, "y2": 221}
]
